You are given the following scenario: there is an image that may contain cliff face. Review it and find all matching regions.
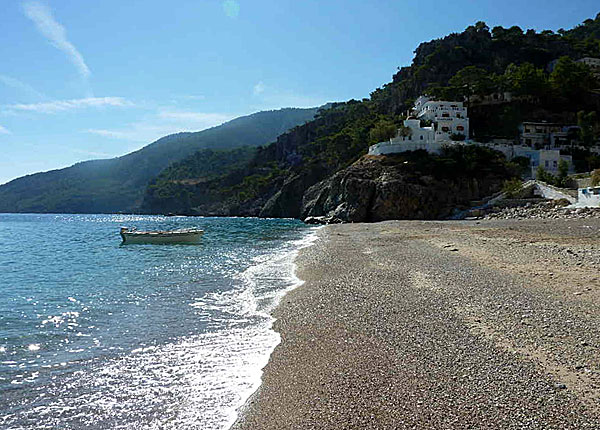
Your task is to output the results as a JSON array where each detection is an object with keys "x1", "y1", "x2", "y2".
[{"x1": 301, "y1": 151, "x2": 513, "y2": 222}]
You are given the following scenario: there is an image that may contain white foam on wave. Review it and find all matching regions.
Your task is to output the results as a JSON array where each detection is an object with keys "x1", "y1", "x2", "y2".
[{"x1": 220, "y1": 226, "x2": 321, "y2": 428}]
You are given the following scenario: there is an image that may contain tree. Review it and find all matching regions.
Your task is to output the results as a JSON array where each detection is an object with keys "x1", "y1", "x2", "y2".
[
  {"x1": 369, "y1": 120, "x2": 398, "y2": 143},
  {"x1": 578, "y1": 110, "x2": 598, "y2": 147},
  {"x1": 550, "y1": 56, "x2": 596, "y2": 100},
  {"x1": 504, "y1": 63, "x2": 549, "y2": 96},
  {"x1": 502, "y1": 178, "x2": 523, "y2": 198},
  {"x1": 511, "y1": 156, "x2": 531, "y2": 176},
  {"x1": 557, "y1": 159, "x2": 569, "y2": 187},
  {"x1": 449, "y1": 66, "x2": 494, "y2": 98},
  {"x1": 536, "y1": 166, "x2": 555, "y2": 183}
]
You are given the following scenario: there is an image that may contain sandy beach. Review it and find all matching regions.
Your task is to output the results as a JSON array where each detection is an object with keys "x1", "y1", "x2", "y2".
[{"x1": 234, "y1": 219, "x2": 600, "y2": 429}]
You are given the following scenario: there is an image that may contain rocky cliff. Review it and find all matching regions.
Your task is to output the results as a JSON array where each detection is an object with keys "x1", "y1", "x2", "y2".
[{"x1": 301, "y1": 148, "x2": 515, "y2": 222}]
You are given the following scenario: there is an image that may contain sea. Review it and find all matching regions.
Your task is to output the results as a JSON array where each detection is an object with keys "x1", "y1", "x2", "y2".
[{"x1": 0, "y1": 214, "x2": 318, "y2": 430}]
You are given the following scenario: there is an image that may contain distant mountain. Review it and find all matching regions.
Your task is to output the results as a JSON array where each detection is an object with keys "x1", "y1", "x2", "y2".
[{"x1": 0, "y1": 107, "x2": 319, "y2": 213}]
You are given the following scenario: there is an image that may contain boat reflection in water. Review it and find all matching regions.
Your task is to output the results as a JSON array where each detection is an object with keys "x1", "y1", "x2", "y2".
[{"x1": 120, "y1": 227, "x2": 204, "y2": 244}]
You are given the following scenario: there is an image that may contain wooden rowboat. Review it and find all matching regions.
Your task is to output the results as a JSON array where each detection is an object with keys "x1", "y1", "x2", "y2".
[{"x1": 120, "y1": 227, "x2": 204, "y2": 244}]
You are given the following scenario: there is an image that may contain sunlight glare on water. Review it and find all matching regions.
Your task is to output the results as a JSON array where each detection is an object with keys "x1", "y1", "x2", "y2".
[{"x1": 0, "y1": 214, "x2": 317, "y2": 429}]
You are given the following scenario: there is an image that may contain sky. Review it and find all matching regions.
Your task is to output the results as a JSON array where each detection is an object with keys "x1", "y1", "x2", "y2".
[{"x1": 0, "y1": 0, "x2": 598, "y2": 185}]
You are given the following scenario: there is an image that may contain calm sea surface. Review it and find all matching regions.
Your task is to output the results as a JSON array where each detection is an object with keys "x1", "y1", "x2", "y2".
[{"x1": 0, "y1": 214, "x2": 316, "y2": 429}]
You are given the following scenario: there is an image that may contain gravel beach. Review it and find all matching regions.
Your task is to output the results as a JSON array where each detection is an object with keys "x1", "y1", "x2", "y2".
[{"x1": 233, "y1": 219, "x2": 600, "y2": 429}]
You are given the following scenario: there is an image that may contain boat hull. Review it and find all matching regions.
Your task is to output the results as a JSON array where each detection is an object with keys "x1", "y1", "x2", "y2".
[{"x1": 120, "y1": 231, "x2": 204, "y2": 244}]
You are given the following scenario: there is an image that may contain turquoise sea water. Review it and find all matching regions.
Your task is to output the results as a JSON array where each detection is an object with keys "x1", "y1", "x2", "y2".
[{"x1": 0, "y1": 214, "x2": 316, "y2": 429}]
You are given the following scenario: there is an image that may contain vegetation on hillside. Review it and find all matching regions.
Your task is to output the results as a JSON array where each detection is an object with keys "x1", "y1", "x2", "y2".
[
  {"x1": 0, "y1": 108, "x2": 318, "y2": 213},
  {"x1": 143, "y1": 15, "x2": 600, "y2": 216}
]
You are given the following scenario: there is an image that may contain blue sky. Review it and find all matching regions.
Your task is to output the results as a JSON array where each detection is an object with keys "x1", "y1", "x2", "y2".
[{"x1": 0, "y1": 0, "x2": 598, "y2": 184}]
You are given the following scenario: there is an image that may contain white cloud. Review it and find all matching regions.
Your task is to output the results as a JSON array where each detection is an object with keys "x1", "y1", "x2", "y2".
[
  {"x1": 0, "y1": 125, "x2": 10, "y2": 135},
  {"x1": 23, "y1": 2, "x2": 91, "y2": 79},
  {"x1": 5, "y1": 97, "x2": 133, "y2": 114},
  {"x1": 253, "y1": 81, "x2": 265, "y2": 96},
  {"x1": 86, "y1": 111, "x2": 233, "y2": 143},
  {"x1": 222, "y1": 0, "x2": 240, "y2": 18},
  {"x1": 0, "y1": 75, "x2": 45, "y2": 100}
]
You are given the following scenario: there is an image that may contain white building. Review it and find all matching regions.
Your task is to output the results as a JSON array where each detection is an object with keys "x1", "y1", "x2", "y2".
[
  {"x1": 414, "y1": 96, "x2": 469, "y2": 140},
  {"x1": 369, "y1": 96, "x2": 469, "y2": 155},
  {"x1": 478, "y1": 144, "x2": 573, "y2": 178},
  {"x1": 577, "y1": 57, "x2": 600, "y2": 76},
  {"x1": 577, "y1": 186, "x2": 600, "y2": 207},
  {"x1": 367, "y1": 96, "x2": 573, "y2": 179}
]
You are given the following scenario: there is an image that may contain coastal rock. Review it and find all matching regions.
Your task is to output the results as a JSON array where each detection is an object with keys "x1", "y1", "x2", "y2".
[
  {"x1": 259, "y1": 165, "x2": 328, "y2": 218},
  {"x1": 300, "y1": 155, "x2": 508, "y2": 223}
]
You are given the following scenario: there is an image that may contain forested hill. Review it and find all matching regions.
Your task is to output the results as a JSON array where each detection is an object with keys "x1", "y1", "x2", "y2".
[
  {"x1": 0, "y1": 107, "x2": 318, "y2": 214},
  {"x1": 141, "y1": 14, "x2": 600, "y2": 218}
]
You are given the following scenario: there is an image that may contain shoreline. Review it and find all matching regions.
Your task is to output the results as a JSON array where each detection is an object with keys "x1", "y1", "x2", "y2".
[
  {"x1": 229, "y1": 225, "x2": 322, "y2": 429},
  {"x1": 232, "y1": 219, "x2": 600, "y2": 429}
]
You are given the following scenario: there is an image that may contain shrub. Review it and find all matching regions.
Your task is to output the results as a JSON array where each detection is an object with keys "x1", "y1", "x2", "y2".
[
  {"x1": 591, "y1": 169, "x2": 600, "y2": 186},
  {"x1": 502, "y1": 178, "x2": 523, "y2": 198},
  {"x1": 536, "y1": 166, "x2": 556, "y2": 184}
]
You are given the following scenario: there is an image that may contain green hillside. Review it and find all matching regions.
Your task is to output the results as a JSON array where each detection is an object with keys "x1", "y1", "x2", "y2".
[
  {"x1": 0, "y1": 107, "x2": 318, "y2": 213},
  {"x1": 141, "y1": 14, "x2": 600, "y2": 217}
]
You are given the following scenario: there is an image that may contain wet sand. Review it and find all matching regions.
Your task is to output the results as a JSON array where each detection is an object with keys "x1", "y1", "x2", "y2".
[{"x1": 233, "y1": 219, "x2": 600, "y2": 429}]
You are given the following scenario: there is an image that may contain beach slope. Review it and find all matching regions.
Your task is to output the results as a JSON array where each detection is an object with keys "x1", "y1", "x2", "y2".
[{"x1": 234, "y1": 219, "x2": 600, "y2": 429}]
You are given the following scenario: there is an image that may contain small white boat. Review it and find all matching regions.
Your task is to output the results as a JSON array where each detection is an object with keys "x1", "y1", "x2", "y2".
[{"x1": 120, "y1": 227, "x2": 204, "y2": 244}]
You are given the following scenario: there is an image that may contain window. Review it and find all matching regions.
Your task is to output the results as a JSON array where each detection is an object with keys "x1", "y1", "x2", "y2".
[
  {"x1": 442, "y1": 113, "x2": 449, "y2": 117},
  {"x1": 545, "y1": 161, "x2": 550, "y2": 167},
  {"x1": 420, "y1": 135, "x2": 423, "y2": 140},
  {"x1": 553, "y1": 161, "x2": 557, "y2": 167},
  {"x1": 442, "y1": 126, "x2": 450, "y2": 132},
  {"x1": 456, "y1": 126, "x2": 464, "y2": 131}
]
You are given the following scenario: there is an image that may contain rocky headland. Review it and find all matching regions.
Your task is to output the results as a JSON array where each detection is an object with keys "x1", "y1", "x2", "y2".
[{"x1": 299, "y1": 154, "x2": 510, "y2": 223}]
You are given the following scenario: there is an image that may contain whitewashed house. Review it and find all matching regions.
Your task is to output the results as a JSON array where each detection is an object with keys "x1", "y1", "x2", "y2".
[
  {"x1": 368, "y1": 96, "x2": 469, "y2": 155},
  {"x1": 577, "y1": 186, "x2": 600, "y2": 207},
  {"x1": 368, "y1": 95, "x2": 573, "y2": 179},
  {"x1": 577, "y1": 57, "x2": 600, "y2": 77},
  {"x1": 413, "y1": 96, "x2": 469, "y2": 140}
]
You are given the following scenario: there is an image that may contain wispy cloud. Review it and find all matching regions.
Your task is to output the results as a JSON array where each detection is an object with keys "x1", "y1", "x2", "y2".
[
  {"x1": 23, "y1": 1, "x2": 91, "y2": 80},
  {"x1": 0, "y1": 125, "x2": 10, "y2": 135},
  {"x1": 86, "y1": 111, "x2": 233, "y2": 143},
  {"x1": 253, "y1": 81, "x2": 265, "y2": 96},
  {"x1": 5, "y1": 97, "x2": 133, "y2": 114},
  {"x1": 0, "y1": 75, "x2": 45, "y2": 100}
]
